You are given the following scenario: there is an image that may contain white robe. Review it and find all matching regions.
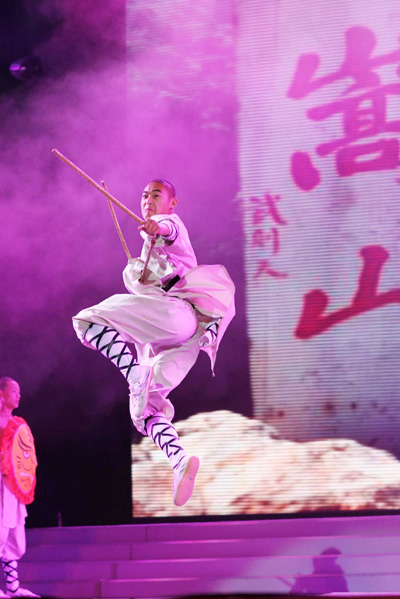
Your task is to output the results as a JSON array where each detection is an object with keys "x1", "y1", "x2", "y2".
[
  {"x1": 0, "y1": 478, "x2": 27, "y2": 561},
  {"x1": 73, "y1": 213, "x2": 235, "y2": 427}
]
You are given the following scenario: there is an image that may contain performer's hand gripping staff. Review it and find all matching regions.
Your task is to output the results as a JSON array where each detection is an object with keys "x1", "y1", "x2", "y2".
[{"x1": 52, "y1": 148, "x2": 156, "y2": 281}]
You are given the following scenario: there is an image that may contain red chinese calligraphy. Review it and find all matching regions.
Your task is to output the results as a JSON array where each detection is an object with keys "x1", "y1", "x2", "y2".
[
  {"x1": 251, "y1": 193, "x2": 288, "y2": 226},
  {"x1": 295, "y1": 245, "x2": 400, "y2": 339},
  {"x1": 254, "y1": 259, "x2": 288, "y2": 280},
  {"x1": 250, "y1": 193, "x2": 288, "y2": 279},
  {"x1": 252, "y1": 228, "x2": 280, "y2": 252},
  {"x1": 288, "y1": 26, "x2": 400, "y2": 190},
  {"x1": 288, "y1": 26, "x2": 400, "y2": 99},
  {"x1": 291, "y1": 151, "x2": 321, "y2": 191}
]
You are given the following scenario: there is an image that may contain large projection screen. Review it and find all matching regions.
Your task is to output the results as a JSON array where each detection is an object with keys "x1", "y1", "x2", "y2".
[{"x1": 128, "y1": 0, "x2": 400, "y2": 518}]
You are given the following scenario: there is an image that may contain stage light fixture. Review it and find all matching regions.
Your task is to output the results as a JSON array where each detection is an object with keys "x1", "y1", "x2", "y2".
[{"x1": 9, "y1": 56, "x2": 43, "y2": 81}]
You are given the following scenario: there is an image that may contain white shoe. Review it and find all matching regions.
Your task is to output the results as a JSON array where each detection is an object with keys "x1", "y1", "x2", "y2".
[
  {"x1": 129, "y1": 366, "x2": 153, "y2": 420},
  {"x1": 172, "y1": 456, "x2": 200, "y2": 506},
  {"x1": 7, "y1": 589, "x2": 40, "y2": 598},
  {"x1": 0, "y1": 590, "x2": 7, "y2": 598}
]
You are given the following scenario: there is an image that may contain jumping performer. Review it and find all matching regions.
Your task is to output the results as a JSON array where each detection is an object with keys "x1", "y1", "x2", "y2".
[
  {"x1": 72, "y1": 179, "x2": 234, "y2": 507},
  {"x1": 0, "y1": 378, "x2": 39, "y2": 598}
]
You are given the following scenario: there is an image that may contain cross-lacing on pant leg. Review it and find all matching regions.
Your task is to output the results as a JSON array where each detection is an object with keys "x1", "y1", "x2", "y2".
[
  {"x1": 205, "y1": 321, "x2": 219, "y2": 343},
  {"x1": 199, "y1": 319, "x2": 220, "y2": 347},
  {"x1": 2, "y1": 560, "x2": 19, "y2": 594},
  {"x1": 84, "y1": 323, "x2": 137, "y2": 379},
  {"x1": 145, "y1": 414, "x2": 186, "y2": 470}
]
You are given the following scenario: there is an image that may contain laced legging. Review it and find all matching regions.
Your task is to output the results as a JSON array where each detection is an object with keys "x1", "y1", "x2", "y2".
[
  {"x1": 2, "y1": 559, "x2": 19, "y2": 593},
  {"x1": 145, "y1": 413, "x2": 186, "y2": 469},
  {"x1": 83, "y1": 323, "x2": 137, "y2": 379}
]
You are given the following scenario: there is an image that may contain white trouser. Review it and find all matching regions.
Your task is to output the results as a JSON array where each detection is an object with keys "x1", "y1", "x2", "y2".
[
  {"x1": 73, "y1": 288, "x2": 200, "y2": 421},
  {"x1": 0, "y1": 483, "x2": 26, "y2": 561}
]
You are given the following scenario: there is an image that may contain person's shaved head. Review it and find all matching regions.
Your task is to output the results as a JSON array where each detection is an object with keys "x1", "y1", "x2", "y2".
[
  {"x1": 150, "y1": 179, "x2": 176, "y2": 199},
  {"x1": 141, "y1": 180, "x2": 178, "y2": 219},
  {"x1": 0, "y1": 377, "x2": 15, "y2": 392}
]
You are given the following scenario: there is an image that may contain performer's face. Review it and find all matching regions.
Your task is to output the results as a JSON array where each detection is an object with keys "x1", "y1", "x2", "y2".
[
  {"x1": 141, "y1": 181, "x2": 177, "y2": 219},
  {"x1": 0, "y1": 380, "x2": 20, "y2": 411}
]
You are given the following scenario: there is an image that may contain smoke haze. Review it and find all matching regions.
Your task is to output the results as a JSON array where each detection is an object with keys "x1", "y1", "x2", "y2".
[{"x1": 0, "y1": 0, "x2": 248, "y2": 525}]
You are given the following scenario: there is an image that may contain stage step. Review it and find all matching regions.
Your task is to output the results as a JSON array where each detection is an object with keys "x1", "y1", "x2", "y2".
[
  {"x1": 15, "y1": 515, "x2": 400, "y2": 598},
  {"x1": 23, "y1": 534, "x2": 400, "y2": 563},
  {"x1": 25, "y1": 514, "x2": 400, "y2": 545},
  {"x1": 18, "y1": 553, "x2": 400, "y2": 582}
]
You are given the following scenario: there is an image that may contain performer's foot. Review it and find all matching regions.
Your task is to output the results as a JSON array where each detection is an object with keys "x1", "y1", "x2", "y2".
[
  {"x1": 129, "y1": 365, "x2": 153, "y2": 420},
  {"x1": 6, "y1": 589, "x2": 41, "y2": 598},
  {"x1": 172, "y1": 455, "x2": 200, "y2": 506}
]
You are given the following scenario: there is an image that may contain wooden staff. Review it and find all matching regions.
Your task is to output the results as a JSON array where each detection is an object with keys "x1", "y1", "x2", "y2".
[
  {"x1": 102, "y1": 177, "x2": 157, "y2": 281},
  {"x1": 139, "y1": 235, "x2": 157, "y2": 283},
  {"x1": 52, "y1": 148, "x2": 144, "y2": 225},
  {"x1": 101, "y1": 181, "x2": 132, "y2": 260}
]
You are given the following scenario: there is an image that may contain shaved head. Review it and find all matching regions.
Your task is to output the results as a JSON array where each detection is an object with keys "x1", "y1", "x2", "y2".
[
  {"x1": 150, "y1": 179, "x2": 176, "y2": 199},
  {"x1": 0, "y1": 377, "x2": 15, "y2": 392}
]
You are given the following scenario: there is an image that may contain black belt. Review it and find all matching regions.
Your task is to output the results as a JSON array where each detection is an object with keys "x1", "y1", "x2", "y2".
[{"x1": 161, "y1": 275, "x2": 180, "y2": 292}]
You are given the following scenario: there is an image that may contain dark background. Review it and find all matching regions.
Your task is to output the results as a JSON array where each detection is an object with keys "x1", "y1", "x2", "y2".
[{"x1": 0, "y1": 0, "x2": 250, "y2": 526}]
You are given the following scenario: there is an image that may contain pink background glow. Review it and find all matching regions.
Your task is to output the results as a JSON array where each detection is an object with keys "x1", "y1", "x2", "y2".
[
  {"x1": 1, "y1": 0, "x2": 400, "y2": 523},
  {"x1": 0, "y1": 0, "x2": 248, "y2": 524},
  {"x1": 237, "y1": 0, "x2": 400, "y2": 454}
]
